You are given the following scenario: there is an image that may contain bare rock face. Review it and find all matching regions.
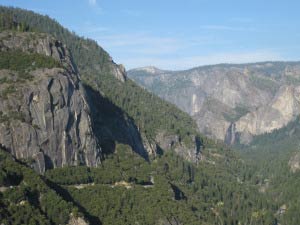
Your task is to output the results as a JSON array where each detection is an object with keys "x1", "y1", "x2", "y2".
[
  {"x1": 288, "y1": 152, "x2": 300, "y2": 173},
  {"x1": 141, "y1": 131, "x2": 202, "y2": 162},
  {"x1": 108, "y1": 57, "x2": 127, "y2": 82},
  {"x1": 114, "y1": 64, "x2": 127, "y2": 82},
  {"x1": 128, "y1": 62, "x2": 300, "y2": 144},
  {"x1": 0, "y1": 32, "x2": 101, "y2": 172},
  {"x1": 154, "y1": 131, "x2": 202, "y2": 162},
  {"x1": 234, "y1": 85, "x2": 300, "y2": 144}
]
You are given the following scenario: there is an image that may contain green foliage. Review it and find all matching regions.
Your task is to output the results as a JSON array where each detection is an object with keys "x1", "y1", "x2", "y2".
[
  {"x1": 45, "y1": 166, "x2": 93, "y2": 185},
  {"x1": 0, "y1": 111, "x2": 9, "y2": 123},
  {"x1": 45, "y1": 144, "x2": 152, "y2": 185},
  {"x1": 0, "y1": 149, "x2": 81, "y2": 225},
  {"x1": 0, "y1": 11, "x2": 32, "y2": 32},
  {"x1": 236, "y1": 116, "x2": 300, "y2": 225},
  {"x1": 0, "y1": 50, "x2": 61, "y2": 100},
  {"x1": 44, "y1": 144, "x2": 276, "y2": 225},
  {"x1": 0, "y1": 110, "x2": 25, "y2": 123},
  {"x1": 0, "y1": 50, "x2": 61, "y2": 73}
]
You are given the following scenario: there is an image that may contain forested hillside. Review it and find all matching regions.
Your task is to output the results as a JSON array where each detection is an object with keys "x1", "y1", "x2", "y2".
[
  {"x1": 1, "y1": 143, "x2": 279, "y2": 225},
  {"x1": 0, "y1": 149, "x2": 90, "y2": 224},
  {"x1": 236, "y1": 117, "x2": 300, "y2": 224}
]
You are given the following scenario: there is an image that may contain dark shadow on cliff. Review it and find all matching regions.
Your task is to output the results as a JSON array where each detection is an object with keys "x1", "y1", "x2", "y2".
[
  {"x1": 83, "y1": 84, "x2": 149, "y2": 161},
  {"x1": 195, "y1": 136, "x2": 203, "y2": 155}
]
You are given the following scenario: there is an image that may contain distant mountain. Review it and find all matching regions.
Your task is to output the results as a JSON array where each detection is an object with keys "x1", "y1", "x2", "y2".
[{"x1": 129, "y1": 62, "x2": 300, "y2": 144}]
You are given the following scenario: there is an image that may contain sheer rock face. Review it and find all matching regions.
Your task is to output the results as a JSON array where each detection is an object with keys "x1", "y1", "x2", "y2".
[
  {"x1": 107, "y1": 56, "x2": 127, "y2": 82},
  {"x1": 112, "y1": 63, "x2": 127, "y2": 82},
  {"x1": 234, "y1": 85, "x2": 300, "y2": 143},
  {"x1": 129, "y1": 63, "x2": 300, "y2": 144},
  {"x1": 0, "y1": 32, "x2": 101, "y2": 172}
]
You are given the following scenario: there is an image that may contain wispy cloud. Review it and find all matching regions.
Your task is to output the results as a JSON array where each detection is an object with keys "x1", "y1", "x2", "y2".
[
  {"x1": 88, "y1": 0, "x2": 97, "y2": 6},
  {"x1": 87, "y1": 0, "x2": 102, "y2": 13}
]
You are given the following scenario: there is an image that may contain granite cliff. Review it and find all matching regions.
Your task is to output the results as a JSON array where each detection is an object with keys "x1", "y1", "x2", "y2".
[
  {"x1": 129, "y1": 62, "x2": 300, "y2": 144},
  {"x1": 0, "y1": 31, "x2": 101, "y2": 172}
]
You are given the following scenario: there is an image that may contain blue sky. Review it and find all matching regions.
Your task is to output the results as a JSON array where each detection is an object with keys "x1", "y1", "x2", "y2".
[{"x1": 1, "y1": 0, "x2": 300, "y2": 70}]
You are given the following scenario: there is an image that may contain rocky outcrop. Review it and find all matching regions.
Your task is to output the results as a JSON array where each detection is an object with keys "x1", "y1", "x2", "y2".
[
  {"x1": 288, "y1": 152, "x2": 300, "y2": 173},
  {"x1": 0, "y1": 31, "x2": 76, "y2": 73},
  {"x1": 108, "y1": 57, "x2": 127, "y2": 82},
  {"x1": 68, "y1": 214, "x2": 89, "y2": 225},
  {"x1": 129, "y1": 62, "x2": 300, "y2": 144},
  {"x1": 0, "y1": 32, "x2": 101, "y2": 172},
  {"x1": 154, "y1": 131, "x2": 202, "y2": 162}
]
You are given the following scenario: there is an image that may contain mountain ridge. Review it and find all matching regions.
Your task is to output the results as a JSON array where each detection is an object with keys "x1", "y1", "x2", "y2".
[
  {"x1": 131, "y1": 60, "x2": 300, "y2": 74},
  {"x1": 129, "y1": 61, "x2": 300, "y2": 144}
]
